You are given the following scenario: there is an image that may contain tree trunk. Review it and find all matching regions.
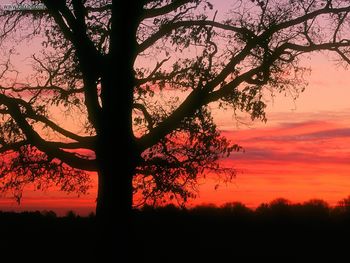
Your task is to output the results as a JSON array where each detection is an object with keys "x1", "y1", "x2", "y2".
[
  {"x1": 94, "y1": 0, "x2": 141, "y2": 220},
  {"x1": 95, "y1": 143, "x2": 135, "y2": 220},
  {"x1": 94, "y1": 60, "x2": 138, "y2": 261},
  {"x1": 93, "y1": 2, "x2": 143, "y2": 261},
  {"x1": 94, "y1": 129, "x2": 137, "y2": 262},
  {"x1": 95, "y1": 132, "x2": 136, "y2": 261}
]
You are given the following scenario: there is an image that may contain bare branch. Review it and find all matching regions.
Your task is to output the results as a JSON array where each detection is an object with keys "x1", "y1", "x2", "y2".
[
  {"x1": 0, "y1": 94, "x2": 96, "y2": 170},
  {"x1": 86, "y1": 4, "x2": 112, "y2": 13},
  {"x1": 133, "y1": 103, "x2": 154, "y2": 130},
  {"x1": 265, "y1": 4, "x2": 350, "y2": 38},
  {"x1": 143, "y1": 0, "x2": 194, "y2": 19},
  {"x1": 136, "y1": 57, "x2": 170, "y2": 85},
  {"x1": 0, "y1": 94, "x2": 93, "y2": 144},
  {"x1": 138, "y1": 20, "x2": 255, "y2": 53},
  {"x1": 0, "y1": 140, "x2": 27, "y2": 154},
  {"x1": 0, "y1": 84, "x2": 84, "y2": 95},
  {"x1": 334, "y1": 48, "x2": 350, "y2": 64},
  {"x1": 42, "y1": 0, "x2": 102, "y2": 129}
]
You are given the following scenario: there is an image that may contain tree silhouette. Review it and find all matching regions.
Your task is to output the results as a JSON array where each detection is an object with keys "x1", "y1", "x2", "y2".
[{"x1": 1, "y1": 0, "x2": 350, "y2": 226}]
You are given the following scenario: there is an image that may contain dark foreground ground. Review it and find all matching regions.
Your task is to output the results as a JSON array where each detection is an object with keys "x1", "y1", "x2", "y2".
[{"x1": 1, "y1": 202, "x2": 350, "y2": 262}]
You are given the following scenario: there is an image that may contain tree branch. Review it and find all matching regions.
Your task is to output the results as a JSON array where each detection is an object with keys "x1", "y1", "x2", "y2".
[
  {"x1": 263, "y1": 4, "x2": 350, "y2": 38},
  {"x1": 45, "y1": 141, "x2": 93, "y2": 150},
  {"x1": 137, "y1": 34, "x2": 350, "y2": 152},
  {"x1": 133, "y1": 103, "x2": 154, "y2": 130},
  {"x1": 0, "y1": 140, "x2": 27, "y2": 154},
  {"x1": 42, "y1": 0, "x2": 102, "y2": 130},
  {"x1": 142, "y1": 0, "x2": 194, "y2": 19},
  {"x1": 137, "y1": 88, "x2": 206, "y2": 151},
  {"x1": 138, "y1": 20, "x2": 254, "y2": 53},
  {"x1": 0, "y1": 95, "x2": 94, "y2": 145},
  {"x1": 41, "y1": 0, "x2": 75, "y2": 41},
  {"x1": 0, "y1": 94, "x2": 96, "y2": 170},
  {"x1": 283, "y1": 41, "x2": 350, "y2": 53},
  {"x1": 136, "y1": 57, "x2": 170, "y2": 85},
  {"x1": 334, "y1": 48, "x2": 350, "y2": 64},
  {"x1": 0, "y1": 84, "x2": 84, "y2": 95},
  {"x1": 28, "y1": 114, "x2": 96, "y2": 148}
]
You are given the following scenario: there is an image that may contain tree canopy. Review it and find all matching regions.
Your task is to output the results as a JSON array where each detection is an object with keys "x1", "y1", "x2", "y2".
[{"x1": 1, "y1": 0, "x2": 350, "y2": 208}]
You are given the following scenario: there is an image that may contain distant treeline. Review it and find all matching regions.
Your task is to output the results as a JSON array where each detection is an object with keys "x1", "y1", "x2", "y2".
[
  {"x1": 2, "y1": 196, "x2": 350, "y2": 219},
  {"x1": 2, "y1": 197, "x2": 350, "y2": 262},
  {"x1": 135, "y1": 197, "x2": 350, "y2": 222}
]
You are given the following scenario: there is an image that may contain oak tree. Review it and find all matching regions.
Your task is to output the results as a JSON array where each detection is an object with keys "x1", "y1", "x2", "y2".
[{"x1": 1, "y1": 0, "x2": 350, "y2": 225}]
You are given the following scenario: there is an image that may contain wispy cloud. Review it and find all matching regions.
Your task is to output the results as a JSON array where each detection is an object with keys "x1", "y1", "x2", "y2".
[
  {"x1": 247, "y1": 127, "x2": 350, "y2": 142},
  {"x1": 223, "y1": 119, "x2": 350, "y2": 164},
  {"x1": 194, "y1": 115, "x2": 350, "y2": 208}
]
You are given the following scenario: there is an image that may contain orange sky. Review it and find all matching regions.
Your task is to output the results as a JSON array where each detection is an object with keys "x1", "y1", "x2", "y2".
[{"x1": 192, "y1": 113, "x2": 350, "y2": 208}]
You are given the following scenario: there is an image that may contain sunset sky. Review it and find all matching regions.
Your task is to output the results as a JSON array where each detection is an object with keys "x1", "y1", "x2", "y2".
[
  {"x1": 193, "y1": 54, "x2": 350, "y2": 208},
  {"x1": 1, "y1": 1, "x2": 350, "y2": 216},
  {"x1": 1, "y1": 53, "x2": 350, "y2": 216}
]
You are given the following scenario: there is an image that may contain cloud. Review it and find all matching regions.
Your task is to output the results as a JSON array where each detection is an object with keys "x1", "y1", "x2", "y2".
[
  {"x1": 248, "y1": 127, "x2": 350, "y2": 142},
  {"x1": 265, "y1": 110, "x2": 350, "y2": 125},
  {"x1": 222, "y1": 118, "x2": 350, "y2": 166},
  {"x1": 230, "y1": 146, "x2": 350, "y2": 165},
  {"x1": 300, "y1": 128, "x2": 350, "y2": 140}
]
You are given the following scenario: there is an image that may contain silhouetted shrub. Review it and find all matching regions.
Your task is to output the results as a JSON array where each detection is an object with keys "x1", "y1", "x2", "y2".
[
  {"x1": 42, "y1": 210, "x2": 57, "y2": 218},
  {"x1": 335, "y1": 196, "x2": 350, "y2": 213},
  {"x1": 338, "y1": 196, "x2": 350, "y2": 207},
  {"x1": 66, "y1": 210, "x2": 77, "y2": 218},
  {"x1": 157, "y1": 203, "x2": 179, "y2": 213},
  {"x1": 88, "y1": 212, "x2": 95, "y2": 218},
  {"x1": 331, "y1": 196, "x2": 350, "y2": 221},
  {"x1": 190, "y1": 203, "x2": 218, "y2": 216},
  {"x1": 297, "y1": 199, "x2": 330, "y2": 220},
  {"x1": 221, "y1": 202, "x2": 253, "y2": 217},
  {"x1": 256, "y1": 203, "x2": 270, "y2": 215}
]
